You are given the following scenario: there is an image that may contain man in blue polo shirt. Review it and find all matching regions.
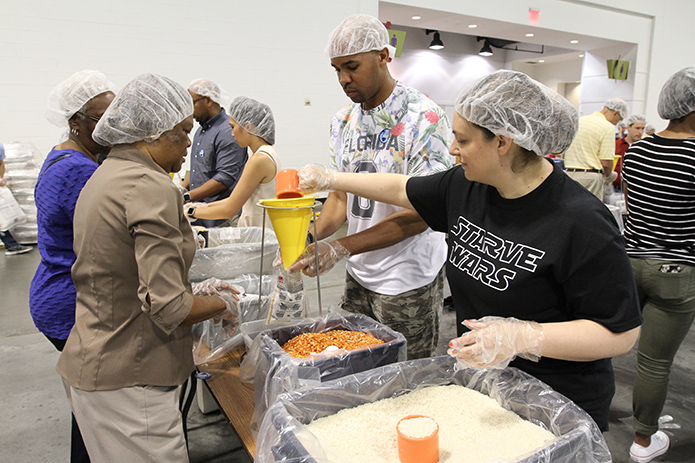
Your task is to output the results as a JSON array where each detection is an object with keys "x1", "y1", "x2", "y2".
[{"x1": 182, "y1": 79, "x2": 247, "y2": 227}]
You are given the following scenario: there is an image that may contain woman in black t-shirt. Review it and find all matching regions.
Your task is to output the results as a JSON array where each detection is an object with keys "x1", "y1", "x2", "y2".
[{"x1": 294, "y1": 70, "x2": 642, "y2": 431}]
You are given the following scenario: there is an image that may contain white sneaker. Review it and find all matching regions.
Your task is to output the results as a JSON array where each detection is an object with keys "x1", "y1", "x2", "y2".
[{"x1": 629, "y1": 431, "x2": 670, "y2": 462}]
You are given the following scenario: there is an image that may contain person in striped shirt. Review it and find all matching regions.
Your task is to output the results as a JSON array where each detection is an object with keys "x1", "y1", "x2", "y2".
[
  {"x1": 563, "y1": 98, "x2": 629, "y2": 199},
  {"x1": 622, "y1": 67, "x2": 695, "y2": 463}
]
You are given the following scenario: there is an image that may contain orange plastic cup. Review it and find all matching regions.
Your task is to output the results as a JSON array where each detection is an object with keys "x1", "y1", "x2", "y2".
[
  {"x1": 276, "y1": 168, "x2": 303, "y2": 199},
  {"x1": 397, "y1": 415, "x2": 439, "y2": 463}
]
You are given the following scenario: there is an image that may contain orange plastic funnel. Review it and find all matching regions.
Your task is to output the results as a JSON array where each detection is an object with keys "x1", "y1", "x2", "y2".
[{"x1": 397, "y1": 415, "x2": 439, "y2": 463}]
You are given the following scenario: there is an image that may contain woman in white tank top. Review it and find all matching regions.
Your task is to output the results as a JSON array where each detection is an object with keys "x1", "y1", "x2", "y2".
[{"x1": 187, "y1": 96, "x2": 281, "y2": 229}]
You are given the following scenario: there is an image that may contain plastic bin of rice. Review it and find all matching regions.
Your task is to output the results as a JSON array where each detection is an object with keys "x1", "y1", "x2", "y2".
[
  {"x1": 239, "y1": 311, "x2": 407, "y2": 434},
  {"x1": 255, "y1": 356, "x2": 611, "y2": 463}
]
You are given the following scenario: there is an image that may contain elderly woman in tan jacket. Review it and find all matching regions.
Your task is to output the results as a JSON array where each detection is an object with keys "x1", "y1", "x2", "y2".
[{"x1": 57, "y1": 73, "x2": 239, "y2": 462}]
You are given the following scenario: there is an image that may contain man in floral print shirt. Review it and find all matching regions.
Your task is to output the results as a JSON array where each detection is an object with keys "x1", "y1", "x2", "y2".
[{"x1": 290, "y1": 14, "x2": 453, "y2": 359}]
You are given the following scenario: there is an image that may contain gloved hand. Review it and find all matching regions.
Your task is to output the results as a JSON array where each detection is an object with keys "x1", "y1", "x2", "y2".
[
  {"x1": 298, "y1": 164, "x2": 339, "y2": 194},
  {"x1": 192, "y1": 278, "x2": 241, "y2": 323},
  {"x1": 191, "y1": 277, "x2": 240, "y2": 298},
  {"x1": 176, "y1": 183, "x2": 188, "y2": 195},
  {"x1": 215, "y1": 289, "x2": 241, "y2": 324},
  {"x1": 288, "y1": 239, "x2": 350, "y2": 276},
  {"x1": 447, "y1": 316, "x2": 544, "y2": 370},
  {"x1": 605, "y1": 171, "x2": 618, "y2": 184}
]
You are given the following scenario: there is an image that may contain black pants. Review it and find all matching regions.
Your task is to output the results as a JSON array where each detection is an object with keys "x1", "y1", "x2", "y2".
[{"x1": 46, "y1": 336, "x2": 91, "y2": 463}]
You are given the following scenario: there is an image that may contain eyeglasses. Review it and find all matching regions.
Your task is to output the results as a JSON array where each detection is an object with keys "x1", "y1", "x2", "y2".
[{"x1": 77, "y1": 111, "x2": 101, "y2": 123}]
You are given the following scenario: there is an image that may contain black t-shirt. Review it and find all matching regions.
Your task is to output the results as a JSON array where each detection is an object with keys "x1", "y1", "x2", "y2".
[{"x1": 407, "y1": 161, "x2": 642, "y2": 430}]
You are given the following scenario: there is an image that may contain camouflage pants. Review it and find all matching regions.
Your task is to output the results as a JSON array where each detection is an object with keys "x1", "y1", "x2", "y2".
[{"x1": 341, "y1": 267, "x2": 445, "y2": 360}]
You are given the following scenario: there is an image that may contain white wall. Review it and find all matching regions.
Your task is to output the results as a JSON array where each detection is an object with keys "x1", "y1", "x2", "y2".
[
  {"x1": 387, "y1": 25, "x2": 506, "y2": 122},
  {"x1": 580, "y1": 45, "x2": 638, "y2": 117},
  {"x1": 389, "y1": 0, "x2": 695, "y2": 132},
  {"x1": 2, "y1": 0, "x2": 694, "y2": 164},
  {"x1": 0, "y1": 0, "x2": 374, "y2": 168}
]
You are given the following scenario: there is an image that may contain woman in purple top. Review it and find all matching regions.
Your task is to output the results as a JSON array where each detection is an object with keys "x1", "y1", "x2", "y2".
[{"x1": 30, "y1": 69, "x2": 116, "y2": 463}]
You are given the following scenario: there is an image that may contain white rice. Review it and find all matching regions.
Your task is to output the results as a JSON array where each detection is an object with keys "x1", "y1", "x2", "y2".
[
  {"x1": 302, "y1": 384, "x2": 556, "y2": 463},
  {"x1": 398, "y1": 416, "x2": 438, "y2": 439}
]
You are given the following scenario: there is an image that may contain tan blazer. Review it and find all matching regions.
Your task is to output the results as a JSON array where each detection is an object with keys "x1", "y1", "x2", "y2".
[{"x1": 57, "y1": 145, "x2": 196, "y2": 390}]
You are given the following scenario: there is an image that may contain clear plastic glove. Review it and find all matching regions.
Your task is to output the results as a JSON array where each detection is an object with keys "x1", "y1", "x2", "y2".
[
  {"x1": 298, "y1": 164, "x2": 339, "y2": 194},
  {"x1": 447, "y1": 316, "x2": 544, "y2": 370},
  {"x1": 191, "y1": 277, "x2": 240, "y2": 298},
  {"x1": 176, "y1": 183, "x2": 188, "y2": 195},
  {"x1": 215, "y1": 289, "x2": 241, "y2": 324},
  {"x1": 288, "y1": 239, "x2": 350, "y2": 277},
  {"x1": 605, "y1": 171, "x2": 618, "y2": 184},
  {"x1": 272, "y1": 249, "x2": 284, "y2": 268}
]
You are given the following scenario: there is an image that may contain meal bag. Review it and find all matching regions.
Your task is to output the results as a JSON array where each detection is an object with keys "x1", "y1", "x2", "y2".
[{"x1": 256, "y1": 356, "x2": 611, "y2": 463}]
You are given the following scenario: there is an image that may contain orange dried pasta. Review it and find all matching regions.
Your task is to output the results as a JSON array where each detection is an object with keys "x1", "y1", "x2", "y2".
[{"x1": 282, "y1": 330, "x2": 384, "y2": 358}]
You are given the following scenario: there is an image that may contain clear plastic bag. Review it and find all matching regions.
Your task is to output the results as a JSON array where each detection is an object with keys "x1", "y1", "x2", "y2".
[
  {"x1": 240, "y1": 311, "x2": 407, "y2": 436},
  {"x1": 192, "y1": 274, "x2": 275, "y2": 365},
  {"x1": 189, "y1": 226, "x2": 279, "y2": 282},
  {"x1": 256, "y1": 356, "x2": 611, "y2": 463}
]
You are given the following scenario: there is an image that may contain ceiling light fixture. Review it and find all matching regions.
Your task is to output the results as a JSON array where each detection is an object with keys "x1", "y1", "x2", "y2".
[
  {"x1": 468, "y1": 24, "x2": 478, "y2": 28},
  {"x1": 477, "y1": 36, "x2": 544, "y2": 57},
  {"x1": 478, "y1": 39, "x2": 494, "y2": 56},
  {"x1": 525, "y1": 33, "x2": 534, "y2": 37},
  {"x1": 412, "y1": 15, "x2": 421, "y2": 20},
  {"x1": 579, "y1": 54, "x2": 585, "y2": 57},
  {"x1": 425, "y1": 29, "x2": 444, "y2": 50},
  {"x1": 538, "y1": 59, "x2": 545, "y2": 63},
  {"x1": 570, "y1": 39, "x2": 579, "y2": 44}
]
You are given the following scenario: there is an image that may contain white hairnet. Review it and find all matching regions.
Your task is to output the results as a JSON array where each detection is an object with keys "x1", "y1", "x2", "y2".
[
  {"x1": 455, "y1": 70, "x2": 578, "y2": 156},
  {"x1": 228, "y1": 96, "x2": 276, "y2": 145},
  {"x1": 625, "y1": 114, "x2": 646, "y2": 126},
  {"x1": 93, "y1": 73, "x2": 193, "y2": 146},
  {"x1": 45, "y1": 70, "x2": 117, "y2": 128},
  {"x1": 188, "y1": 78, "x2": 230, "y2": 107},
  {"x1": 605, "y1": 98, "x2": 629, "y2": 118},
  {"x1": 657, "y1": 67, "x2": 695, "y2": 120},
  {"x1": 326, "y1": 14, "x2": 396, "y2": 60}
]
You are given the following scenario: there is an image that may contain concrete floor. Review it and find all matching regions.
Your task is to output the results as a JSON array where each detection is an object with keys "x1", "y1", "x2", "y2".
[{"x1": 2, "y1": 244, "x2": 694, "y2": 462}]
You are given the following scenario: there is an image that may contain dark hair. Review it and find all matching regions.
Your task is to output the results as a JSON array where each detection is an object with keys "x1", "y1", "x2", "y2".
[{"x1": 471, "y1": 122, "x2": 538, "y2": 173}]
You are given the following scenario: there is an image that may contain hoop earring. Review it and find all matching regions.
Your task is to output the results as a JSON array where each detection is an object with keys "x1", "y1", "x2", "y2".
[{"x1": 71, "y1": 128, "x2": 79, "y2": 136}]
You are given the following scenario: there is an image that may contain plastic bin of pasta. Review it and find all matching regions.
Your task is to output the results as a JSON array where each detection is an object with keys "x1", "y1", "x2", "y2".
[
  {"x1": 188, "y1": 226, "x2": 279, "y2": 282},
  {"x1": 255, "y1": 356, "x2": 611, "y2": 463},
  {"x1": 240, "y1": 311, "x2": 407, "y2": 435}
]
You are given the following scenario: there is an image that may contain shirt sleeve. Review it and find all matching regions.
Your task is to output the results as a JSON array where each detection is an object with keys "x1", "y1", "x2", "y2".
[
  {"x1": 210, "y1": 129, "x2": 247, "y2": 189},
  {"x1": 126, "y1": 175, "x2": 193, "y2": 334},
  {"x1": 598, "y1": 126, "x2": 617, "y2": 161},
  {"x1": 406, "y1": 104, "x2": 454, "y2": 176},
  {"x1": 406, "y1": 168, "x2": 457, "y2": 233}
]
